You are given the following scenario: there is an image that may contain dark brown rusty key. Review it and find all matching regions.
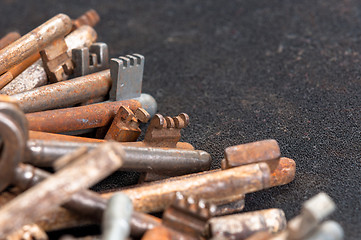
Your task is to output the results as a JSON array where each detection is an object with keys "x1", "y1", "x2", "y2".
[
  {"x1": 135, "y1": 113, "x2": 193, "y2": 182},
  {"x1": 142, "y1": 193, "x2": 215, "y2": 240},
  {"x1": 143, "y1": 113, "x2": 189, "y2": 148},
  {"x1": 222, "y1": 139, "x2": 281, "y2": 171}
]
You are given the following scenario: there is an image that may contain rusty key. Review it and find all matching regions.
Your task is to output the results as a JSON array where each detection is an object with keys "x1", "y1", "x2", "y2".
[
  {"x1": 142, "y1": 193, "x2": 215, "y2": 240},
  {"x1": 38, "y1": 10, "x2": 100, "y2": 83},
  {"x1": 102, "y1": 163, "x2": 272, "y2": 213},
  {"x1": 25, "y1": 99, "x2": 145, "y2": 132},
  {"x1": 208, "y1": 208, "x2": 287, "y2": 239},
  {"x1": 11, "y1": 162, "x2": 161, "y2": 239},
  {"x1": 12, "y1": 55, "x2": 157, "y2": 114},
  {"x1": 25, "y1": 139, "x2": 211, "y2": 176},
  {"x1": 0, "y1": 25, "x2": 98, "y2": 95},
  {"x1": 244, "y1": 193, "x2": 343, "y2": 240},
  {"x1": 103, "y1": 106, "x2": 150, "y2": 142},
  {"x1": 0, "y1": 142, "x2": 124, "y2": 238},
  {"x1": 221, "y1": 139, "x2": 296, "y2": 187},
  {"x1": 0, "y1": 14, "x2": 72, "y2": 76}
]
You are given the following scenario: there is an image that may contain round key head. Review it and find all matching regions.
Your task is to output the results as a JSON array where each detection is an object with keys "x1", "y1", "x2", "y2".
[{"x1": 0, "y1": 101, "x2": 28, "y2": 192}]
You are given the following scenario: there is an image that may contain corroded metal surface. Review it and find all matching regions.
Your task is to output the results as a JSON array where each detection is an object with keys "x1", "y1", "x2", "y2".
[
  {"x1": 104, "y1": 107, "x2": 150, "y2": 142},
  {"x1": 269, "y1": 157, "x2": 296, "y2": 187},
  {"x1": 13, "y1": 70, "x2": 111, "y2": 113},
  {"x1": 13, "y1": 163, "x2": 161, "y2": 238},
  {"x1": 222, "y1": 139, "x2": 281, "y2": 170},
  {"x1": 0, "y1": 25, "x2": 97, "y2": 95},
  {"x1": 72, "y1": 9, "x2": 100, "y2": 30},
  {"x1": 0, "y1": 53, "x2": 40, "y2": 90},
  {"x1": 26, "y1": 99, "x2": 141, "y2": 132},
  {"x1": 208, "y1": 208, "x2": 287, "y2": 239},
  {"x1": 144, "y1": 113, "x2": 189, "y2": 148},
  {"x1": 40, "y1": 37, "x2": 74, "y2": 83},
  {"x1": 162, "y1": 193, "x2": 214, "y2": 239},
  {"x1": 102, "y1": 163, "x2": 271, "y2": 213},
  {"x1": 29, "y1": 130, "x2": 105, "y2": 142},
  {"x1": 0, "y1": 143, "x2": 124, "y2": 238},
  {"x1": 0, "y1": 32, "x2": 21, "y2": 50},
  {"x1": 0, "y1": 14, "x2": 72, "y2": 75}
]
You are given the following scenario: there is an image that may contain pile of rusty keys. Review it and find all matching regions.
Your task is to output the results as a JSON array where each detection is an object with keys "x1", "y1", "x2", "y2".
[{"x1": 0, "y1": 10, "x2": 344, "y2": 240}]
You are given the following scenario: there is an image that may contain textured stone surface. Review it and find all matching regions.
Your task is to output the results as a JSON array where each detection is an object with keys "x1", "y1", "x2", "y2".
[{"x1": 0, "y1": 0, "x2": 359, "y2": 239}]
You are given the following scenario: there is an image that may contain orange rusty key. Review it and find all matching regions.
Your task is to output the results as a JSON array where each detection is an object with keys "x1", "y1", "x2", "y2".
[
  {"x1": 221, "y1": 139, "x2": 296, "y2": 186},
  {"x1": 104, "y1": 106, "x2": 150, "y2": 142},
  {"x1": 40, "y1": 9, "x2": 101, "y2": 83},
  {"x1": 25, "y1": 99, "x2": 142, "y2": 132},
  {"x1": 0, "y1": 14, "x2": 72, "y2": 76},
  {"x1": 142, "y1": 193, "x2": 215, "y2": 240}
]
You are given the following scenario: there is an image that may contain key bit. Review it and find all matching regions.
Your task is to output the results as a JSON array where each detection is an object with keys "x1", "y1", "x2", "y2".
[
  {"x1": 40, "y1": 38, "x2": 74, "y2": 83},
  {"x1": 72, "y1": 42, "x2": 109, "y2": 77},
  {"x1": 144, "y1": 113, "x2": 189, "y2": 148},
  {"x1": 109, "y1": 54, "x2": 144, "y2": 101},
  {"x1": 163, "y1": 193, "x2": 215, "y2": 238},
  {"x1": 142, "y1": 192, "x2": 215, "y2": 240},
  {"x1": 104, "y1": 106, "x2": 150, "y2": 142}
]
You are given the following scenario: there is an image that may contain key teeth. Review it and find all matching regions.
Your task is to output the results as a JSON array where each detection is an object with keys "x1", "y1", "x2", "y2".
[
  {"x1": 151, "y1": 114, "x2": 165, "y2": 129},
  {"x1": 135, "y1": 108, "x2": 151, "y2": 123},
  {"x1": 133, "y1": 53, "x2": 144, "y2": 65},
  {"x1": 111, "y1": 58, "x2": 125, "y2": 70},
  {"x1": 165, "y1": 116, "x2": 175, "y2": 128},
  {"x1": 172, "y1": 193, "x2": 213, "y2": 220}
]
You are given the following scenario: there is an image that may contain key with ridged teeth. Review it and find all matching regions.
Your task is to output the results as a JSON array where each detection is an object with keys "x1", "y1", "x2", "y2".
[
  {"x1": 72, "y1": 42, "x2": 109, "y2": 77},
  {"x1": 109, "y1": 54, "x2": 144, "y2": 101}
]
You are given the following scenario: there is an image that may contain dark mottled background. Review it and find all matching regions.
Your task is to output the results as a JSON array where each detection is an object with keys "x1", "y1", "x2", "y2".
[{"x1": 0, "y1": 0, "x2": 360, "y2": 239}]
